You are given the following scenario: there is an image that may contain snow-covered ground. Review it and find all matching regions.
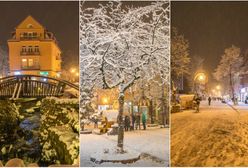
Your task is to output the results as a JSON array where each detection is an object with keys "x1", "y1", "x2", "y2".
[
  {"x1": 80, "y1": 128, "x2": 169, "y2": 167},
  {"x1": 171, "y1": 100, "x2": 248, "y2": 167}
]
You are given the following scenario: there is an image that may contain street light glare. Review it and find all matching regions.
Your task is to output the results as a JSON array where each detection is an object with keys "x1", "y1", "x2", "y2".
[
  {"x1": 103, "y1": 97, "x2": 108, "y2": 104},
  {"x1": 198, "y1": 75, "x2": 205, "y2": 81},
  {"x1": 216, "y1": 85, "x2": 221, "y2": 90},
  {"x1": 70, "y1": 68, "x2": 76, "y2": 73}
]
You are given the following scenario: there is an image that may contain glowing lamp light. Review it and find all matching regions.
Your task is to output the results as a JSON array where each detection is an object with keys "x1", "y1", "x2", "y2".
[
  {"x1": 56, "y1": 73, "x2": 61, "y2": 78},
  {"x1": 216, "y1": 85, "x2": 221, "y2": 90},
  {"x1": 198, "y1": 75, "x2": 205, "y2": 81},
  {"x1": 70, "y1": 68, "x2": 76, "y2": 73},
  {"x1": 14, "y1": 71, "x2": 21, "y2": 75},
  {"x1": 102, "y1": 97, "x2": 108, "y2": 104},
  {"x1": 40, "y1": 71, "x2": 49, "y2": 76},
  {"x1": 76, "y1": 72, "x2": 79, "y2": 77}
]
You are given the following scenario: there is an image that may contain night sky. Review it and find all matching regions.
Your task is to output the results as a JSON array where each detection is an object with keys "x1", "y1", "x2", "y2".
[
  {"x1": 0, "y1": 1, "x2": 79, "y2": 69},
  {"x1": 172, "y1": 1, "x2": 248, "y2": 83}
]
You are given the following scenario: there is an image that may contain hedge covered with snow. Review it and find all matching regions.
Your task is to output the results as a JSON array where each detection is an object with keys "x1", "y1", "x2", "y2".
[
  {"x1": 39, "y1": 97, "x2": 79, "y2": 165},
  {"x1": 0, "y1": 100, "x2": 21, "y2": 142}
]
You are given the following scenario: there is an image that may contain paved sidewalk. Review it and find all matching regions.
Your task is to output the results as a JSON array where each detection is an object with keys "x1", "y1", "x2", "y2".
[{"x1": 171, "y1": 100, "x2": 248, "y2": 166}]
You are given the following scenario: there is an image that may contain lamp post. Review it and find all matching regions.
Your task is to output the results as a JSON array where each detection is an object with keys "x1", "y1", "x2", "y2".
[
  {"x1": 193, "y1": 72, "x2": 208, "y2": 95},
  {"x1": 70, "y1": 68, "x2": 79, "y2": 82}
]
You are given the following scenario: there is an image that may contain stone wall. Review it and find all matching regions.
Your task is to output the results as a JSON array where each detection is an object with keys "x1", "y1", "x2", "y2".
[{"x1": 39, "y1": 97, "x2": 79, "y2": 165}]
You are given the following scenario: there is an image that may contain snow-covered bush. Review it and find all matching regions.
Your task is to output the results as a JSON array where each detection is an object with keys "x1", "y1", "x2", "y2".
[
  {"x1": 39, "y1": 97, "x2": 79, "y2": 165},
  {"x1": 0, "y1": 101, "x2": 20, "y2": 141}
]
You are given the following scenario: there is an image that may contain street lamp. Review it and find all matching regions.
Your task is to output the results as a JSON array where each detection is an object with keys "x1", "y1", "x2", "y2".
[
  {"x1": 216, "y1": 85, "x2": 221, "y2": 90},
  {"x1": 193, "y1": 72, "x2": 208, "y2": 94},
  {"x1": 102, "y1": 97, "x2": 108, "y2": 104},
  {"x1": 70, "y1": 68, "x2": 76, "y2": 74}
]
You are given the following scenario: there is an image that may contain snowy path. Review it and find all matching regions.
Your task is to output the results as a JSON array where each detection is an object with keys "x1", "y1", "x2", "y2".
[
  {"x1": 80, "y1": 128, "x2": 169, "y2": 167},
  {"x1": 171, "y1": 100, "x2": 248, "y2": 166}
]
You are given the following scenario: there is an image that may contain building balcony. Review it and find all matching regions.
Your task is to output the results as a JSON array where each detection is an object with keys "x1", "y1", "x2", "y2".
[
  {"x1": 21, "y1": 66, "x2": 40, "y2": 70},
  {"x1": 20, "y1": 36, "x2": 40, "y2": 41},
  {"x1": 20, "y1": 51, "x2": 40, "y2": 56}
]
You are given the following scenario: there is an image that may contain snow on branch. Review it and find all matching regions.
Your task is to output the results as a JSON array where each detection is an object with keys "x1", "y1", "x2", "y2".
[{"x1": 80, "y1": 1, "x2": 170, "y2": 94}]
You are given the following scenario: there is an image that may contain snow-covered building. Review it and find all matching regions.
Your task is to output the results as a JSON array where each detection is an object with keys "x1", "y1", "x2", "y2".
[{"x1": 8, "y1": 15, "x2": 61, "y2": 77}]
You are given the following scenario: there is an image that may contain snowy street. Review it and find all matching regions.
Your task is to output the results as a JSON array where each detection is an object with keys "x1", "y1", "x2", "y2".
[
  {"x1": 80, "y1": 128, "x2": 169, "y2": 167},
  {"x1": 171, "y1": 100, "x2": 248, "y2": 166}
]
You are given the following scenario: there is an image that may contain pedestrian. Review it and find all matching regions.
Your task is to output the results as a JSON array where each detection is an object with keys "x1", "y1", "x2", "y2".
[
  {"x1": 194, "y1": 95, "x2": 201, "y2": 112},
  {"x1": 93, "y1": 115, "x2": 98, "y2": 128},
  {"x1": 124, "y1": 115, "x2": 130, "y2": 131},
  {"x1": 131, "y1": 113, "x2": 136, "y2": 131},
  {"x1": 135, "y1": 114, "x2": 141, "y2": 130},
  {"x1": 208, "y1": 97, "x2": 211, "y2": 106},
  {"x1": 142, "y1": 112, "x2": 147, "y2": 130}
]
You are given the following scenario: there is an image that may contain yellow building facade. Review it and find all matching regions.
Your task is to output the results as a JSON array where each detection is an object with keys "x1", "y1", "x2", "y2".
[{"x1": 8, "y1": 15, "x2": 61, "y2": 77}]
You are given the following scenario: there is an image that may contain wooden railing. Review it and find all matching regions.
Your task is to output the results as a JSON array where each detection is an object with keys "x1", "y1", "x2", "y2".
[{"x1": 0, "y1": 75, "x2": 79, "y2": 99}]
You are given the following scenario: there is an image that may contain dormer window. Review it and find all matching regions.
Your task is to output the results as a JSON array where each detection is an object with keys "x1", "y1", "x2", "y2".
[{"x1": 27, "y1": 24, "x2": 33, "y2": 28}]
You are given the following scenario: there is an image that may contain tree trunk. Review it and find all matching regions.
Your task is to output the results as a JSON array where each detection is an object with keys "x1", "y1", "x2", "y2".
[
  {"x1": 161, "y1": 84, "x2": 166, "y2": 127},
  {"x1": 117, "y1": 91, "x2": 125, "y2": 152},
  {"x1": 229, "y1": 67, "x2": 235, "y2": 103},
  {"x1": 149, "y1": 99, "x2": 154, "y2": 124},
  {"x1": 165, "y1": 85, "x2": 169, "y2": 125}
]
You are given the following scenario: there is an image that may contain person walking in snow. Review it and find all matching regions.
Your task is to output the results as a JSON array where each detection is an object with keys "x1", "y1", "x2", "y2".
[
  {"x1": 142, "y1": 112, "x2": 147, "y2": 130},
  {"x1": 93, "y1": 115, "x2": 98, "y2": 128},
  {"x1": 124, "y1": 115, "x2": 130, "y2": 131},
  {"x1": 131, "y1": 113, "x2": 136, "y2": 131},
  {"x1": 194, "y1": 95, "x2": 201, "y2": 113},
  {"x1": 208, "y1": 97, "x2": 212, "y2": 106},
  {"x1": 135, "y1": 114, "x2": 141, "y2": 130}
]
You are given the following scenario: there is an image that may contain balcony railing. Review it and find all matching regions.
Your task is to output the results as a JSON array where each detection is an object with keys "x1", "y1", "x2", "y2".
[
  {"x1": 21, "y1": 65, "x2": 40, "y2": 70},
  {"x1": 20, "y1": 51, "x2": 40, "y2": 56},
  {"x1": 20, "y1": 36, "x2": 39, "y2": 41}
]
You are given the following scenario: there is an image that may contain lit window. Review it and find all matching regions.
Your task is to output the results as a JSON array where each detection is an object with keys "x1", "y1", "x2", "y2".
[
  {"x1": 22, "y1": 59, "x2": 28, "y2": 68},
  {"x1": 14, "y1": 71, "x2": 21, "y2": 75},
  {"x1": 28, "y1": 59, "x2": 34, "y2": 67}
]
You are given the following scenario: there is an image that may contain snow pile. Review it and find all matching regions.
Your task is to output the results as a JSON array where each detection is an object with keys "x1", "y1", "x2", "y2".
[{"x1": 39, "y1": 98, "x2": 79, "y2": 165}]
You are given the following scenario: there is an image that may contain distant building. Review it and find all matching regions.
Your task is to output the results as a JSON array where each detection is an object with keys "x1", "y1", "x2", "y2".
[{"x1": 8, "y1": 15, "x2": 61, "y2": 77}]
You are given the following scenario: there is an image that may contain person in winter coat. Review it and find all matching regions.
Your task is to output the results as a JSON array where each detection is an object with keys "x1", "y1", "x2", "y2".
[
  {"x1": 124, "y1": 115, "x2": 130, "y2": 131},
  {"x1": 131, "y1": 114, "x2": 136, "y2": 131},
  {"x1": 135, "y1": 114, "x2": 141, "y2": 130},
  {"x1": 208, "y1": 97, "x2": 212, "y2": 106},
  {"x1": 93, "y1": 115, "x2": 98, "y2": 128},
  {"x1": 194, "y1": 95, "x2": 201, "y2": 112},
  {"x1": 142, "y1": 112, "x2": 147, "y2": 130}
]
